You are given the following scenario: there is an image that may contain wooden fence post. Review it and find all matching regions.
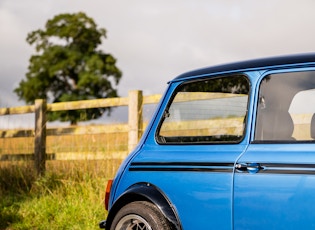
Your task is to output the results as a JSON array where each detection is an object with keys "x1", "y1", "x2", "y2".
[
  {"x1": 128, "y1": 90, "x2": 143, "y2": 152},
  {"x1": 34, "y1": 99, "x2": 47, "y2": 176}
]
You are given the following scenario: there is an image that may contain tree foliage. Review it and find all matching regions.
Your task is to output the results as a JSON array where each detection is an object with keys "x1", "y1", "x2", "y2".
[
  {"x1": 180, "y1": 75, "x2": 249, "y2": 94},
  {"x1": 15, "y1": 12, "x2": 122, "y2": 124}
]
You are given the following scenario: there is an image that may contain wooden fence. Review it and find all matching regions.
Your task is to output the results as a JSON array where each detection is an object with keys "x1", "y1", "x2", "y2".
[{"x1": 0, "y1": 90, "x2": 162, "y2": 175}]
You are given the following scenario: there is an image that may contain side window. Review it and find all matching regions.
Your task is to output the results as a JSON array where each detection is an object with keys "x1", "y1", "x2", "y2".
[
  {"x1": 255, "y1": 70, "x2": 315, "y2": 142},
  {"x1": 156, "y1": 75, "x2": 250, "y2": 144}
]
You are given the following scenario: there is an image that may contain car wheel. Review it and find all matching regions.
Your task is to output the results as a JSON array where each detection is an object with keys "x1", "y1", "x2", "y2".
[{"x1": 110, "y1": 201, "x2": 172, "y2": 230}]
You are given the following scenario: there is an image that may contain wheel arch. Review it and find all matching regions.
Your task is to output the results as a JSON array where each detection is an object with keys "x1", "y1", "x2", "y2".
[{"x1": 105, "y1": 182, "x2": 182, "y2": 230}]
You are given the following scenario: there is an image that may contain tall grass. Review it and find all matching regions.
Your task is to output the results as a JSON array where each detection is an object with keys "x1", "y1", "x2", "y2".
[{"x1": 0, "y1": 160, "x2": 116, "y2": 230}]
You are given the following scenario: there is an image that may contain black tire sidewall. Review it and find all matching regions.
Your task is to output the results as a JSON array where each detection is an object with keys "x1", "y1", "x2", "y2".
[{"x1": 110, "y1": 201, "x2": 171, "y2": 230}]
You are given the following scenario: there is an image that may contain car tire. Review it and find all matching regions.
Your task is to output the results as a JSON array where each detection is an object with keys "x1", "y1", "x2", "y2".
[{"x1": 110, "y1": 201, "x2": 172, "y2": 230}]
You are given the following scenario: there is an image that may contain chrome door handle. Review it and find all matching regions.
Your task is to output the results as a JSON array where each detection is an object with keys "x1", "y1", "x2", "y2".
[{"x1": 236, "y1": 163, "x2": 261, "y2": 174}]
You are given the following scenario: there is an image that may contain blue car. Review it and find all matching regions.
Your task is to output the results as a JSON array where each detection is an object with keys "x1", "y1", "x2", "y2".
[{"x1": 100, "y1": 53, "x2": 315, "y2": 230}]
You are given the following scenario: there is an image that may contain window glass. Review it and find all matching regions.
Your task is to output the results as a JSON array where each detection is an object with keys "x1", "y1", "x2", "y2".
[
  {"x1": 255, "y1": 71, "x2": 315, "y2": 141},
  {"x1": 156, "y1": 75, "x2": 249, "y2": 144}
]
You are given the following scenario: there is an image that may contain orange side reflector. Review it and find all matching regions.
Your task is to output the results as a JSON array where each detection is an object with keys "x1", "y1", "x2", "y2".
[{"x1": 105, "y1": 179, "x2": 113, "y2": 210}]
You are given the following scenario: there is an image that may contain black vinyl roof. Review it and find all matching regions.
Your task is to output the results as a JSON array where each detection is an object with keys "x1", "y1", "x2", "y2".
[{"x1": 173, "y1": 53, "x2": 315, "y2": 80}]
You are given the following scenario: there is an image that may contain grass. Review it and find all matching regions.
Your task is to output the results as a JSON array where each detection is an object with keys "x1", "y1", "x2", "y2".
[
  {"x1": 0, "y1": 132, "x2": 129, "y2": 155},
  {"x1": 0, "y1": 160, "x2": 119, "y2": 230}
]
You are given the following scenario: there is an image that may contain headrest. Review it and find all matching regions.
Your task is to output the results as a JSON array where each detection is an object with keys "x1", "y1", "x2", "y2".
[
  {"x1": 261, "y1": 110, "x2": 294, "y2": 140},
  {"x1": 275, "y1": 111, "x2": 294, "y2": 140}
]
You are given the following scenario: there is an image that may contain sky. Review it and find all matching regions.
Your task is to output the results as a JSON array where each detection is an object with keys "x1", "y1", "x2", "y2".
[{"x1": 1, "y1": 0, "x2": 315, "y2": 127}]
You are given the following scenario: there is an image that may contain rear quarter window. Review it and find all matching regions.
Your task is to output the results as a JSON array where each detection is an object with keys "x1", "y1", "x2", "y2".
[{"x1": 156, "y1": 75, "x2": 250, "y2": 144}]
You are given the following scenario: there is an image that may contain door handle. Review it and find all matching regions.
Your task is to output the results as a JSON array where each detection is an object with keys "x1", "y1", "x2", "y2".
[{"x1": 235, "y1": 163, "x2": 262, "y2": 174}]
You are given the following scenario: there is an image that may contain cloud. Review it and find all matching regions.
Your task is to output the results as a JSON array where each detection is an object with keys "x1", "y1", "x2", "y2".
[{"x1": 1, "y1": 0, "x2": 315, "y2": 127}]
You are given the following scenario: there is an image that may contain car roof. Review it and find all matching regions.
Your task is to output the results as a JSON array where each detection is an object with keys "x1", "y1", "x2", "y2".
[{"x1": 172, "y1": 53, "x2": 315, "y2": 81}]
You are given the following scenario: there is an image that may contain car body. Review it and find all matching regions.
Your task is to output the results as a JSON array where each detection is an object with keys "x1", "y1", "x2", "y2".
[{"x1": 100, "y1": 53, "x2": 315, "y2": 230}]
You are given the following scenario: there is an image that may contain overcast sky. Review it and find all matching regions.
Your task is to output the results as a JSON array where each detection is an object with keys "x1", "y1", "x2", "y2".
[{"x1": 1, "y1": 0, "x2": 315, "y2": 127}]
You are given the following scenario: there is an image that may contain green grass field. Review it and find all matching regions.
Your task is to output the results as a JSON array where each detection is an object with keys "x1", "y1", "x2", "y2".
[{"x1": 0, "y1": 160, "x2": 120, "y2": 230}]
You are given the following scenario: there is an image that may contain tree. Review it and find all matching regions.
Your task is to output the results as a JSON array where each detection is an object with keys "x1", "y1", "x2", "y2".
[{"x1": 15, "y1": 12, "x2": 122, "y2": 125}]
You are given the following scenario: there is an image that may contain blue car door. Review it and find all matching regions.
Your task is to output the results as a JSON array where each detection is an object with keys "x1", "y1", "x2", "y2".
[{"x1": 234, "y1": 69, "x2": 315, "y2": 229}]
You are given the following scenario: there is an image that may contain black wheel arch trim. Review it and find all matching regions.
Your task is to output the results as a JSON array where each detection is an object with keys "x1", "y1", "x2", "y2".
[{"x1": 105, "y1": 182, "x2": 182, "y2": 230}]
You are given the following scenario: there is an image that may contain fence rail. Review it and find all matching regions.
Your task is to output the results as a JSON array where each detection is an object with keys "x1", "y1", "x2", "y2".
[{"x1": 0, "y1": 90, "x2": 162, "y2": 175}]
